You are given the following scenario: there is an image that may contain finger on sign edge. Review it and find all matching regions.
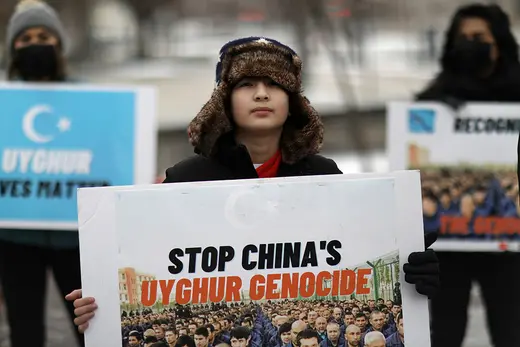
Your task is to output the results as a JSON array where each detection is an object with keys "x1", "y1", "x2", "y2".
[
  {"x1": 74, "y1": 312, "x2": 94, "y2": 326},
  {"x1": 74, "y1": 297, "x2": 94, "y2": 308},
  {"x1": 74, "y1": 304, "x2": 97, "y2": 317},
  {"x1": 79, "y1": 323, "x2": 89, "y2": 334},
  {"x1": 66, "y1": 289, "x2": 82, "y2": 300}
]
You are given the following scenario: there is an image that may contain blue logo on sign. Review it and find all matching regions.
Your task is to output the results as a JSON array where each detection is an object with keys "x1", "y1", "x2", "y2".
[
  {"x1": 408, "y1": 109, "x2": 436, "y2": 133},
  {"x1": 0, "y1": 88, "x2": 136, "y2": 227}
]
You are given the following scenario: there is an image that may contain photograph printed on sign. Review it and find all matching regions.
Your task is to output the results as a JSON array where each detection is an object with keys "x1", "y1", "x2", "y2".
[
  {"x1": 387, "y1": 102, "x2": 520, "y2": 250},
  {"x1": 118, "y1": 250, "x2": 403, "y2": 347},
  {"x1": 409, "y1": 150, "x2": 519, "y2": 246},
  {"x1": 111, "y1": 178, "x2": 411, "y2": 347},
  {"x1": 411, "y1": 158, "x2": 518, "y2": 240}
]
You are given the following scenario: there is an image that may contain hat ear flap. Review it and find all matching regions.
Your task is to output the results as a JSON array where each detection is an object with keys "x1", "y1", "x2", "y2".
[
  {"x1": 215, "y1": 61, "x2": 223, "y2": 86},
  {"x1": 281, "y1": 95, "x2": 324, "y2": 164},
  {"x1": 301, "y1": 96, "x2": 324, "y2": 149},
  {"x1": 188, "y1": 84, "x2": 233, "y2": 157},
  {"x1": 292, "y1": 55, "x2": 303, "y2": 86}
]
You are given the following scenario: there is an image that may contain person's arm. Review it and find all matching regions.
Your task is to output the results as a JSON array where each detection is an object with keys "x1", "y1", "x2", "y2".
[
  {"x1": 415, "y1": 74, "x2": 466, "y2": 110},
  {"x1": 163, "y1": 164, "x2": 188, "y2": 183},
  {"x1": 163, "y1": 156, "x2": 213, "y2": 183},
  {"x1": 310, "y1": 155, "x2": 343, "y2": 175},
  {"x1": 325, "y1": 158, "x2": 343, "y2": 175}
]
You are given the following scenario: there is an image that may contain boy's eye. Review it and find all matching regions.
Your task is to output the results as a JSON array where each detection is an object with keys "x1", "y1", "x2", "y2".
[
  {"x1": 237, "y1": 81, "x2": 253, "y2": 87},
  {"x1": 267, "y1": 80, "x2": 282, "y2": 88}
]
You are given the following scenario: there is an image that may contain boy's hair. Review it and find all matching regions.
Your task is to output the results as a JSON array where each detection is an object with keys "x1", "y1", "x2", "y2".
[
  {"x1": 296, "y1": 329, "x2": 319, "y2": 347},
  {"x1": 129, "y1": 330, "x2": 141, "y2": 340},
  {"x1": 278, "y1": 322, "x2": 292, "y2": 336},
  {"x1": 230, "y1": 326, "x2": 251, "y2": 340},
  {"x1": 194, "y1": 327, "x2": 209, "y2": 338}
]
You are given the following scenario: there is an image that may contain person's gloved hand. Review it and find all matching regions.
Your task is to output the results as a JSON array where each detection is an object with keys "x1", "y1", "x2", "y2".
[
  {"x1": 442, "y1": 96, "x2": 465, "y2": 111},
  {"x1": 403, "y1": 232, "x2": 440, "y2": 298}
]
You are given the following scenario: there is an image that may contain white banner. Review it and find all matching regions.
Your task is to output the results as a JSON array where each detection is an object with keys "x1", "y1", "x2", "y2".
[
  {"x1": 78, "y1": 172, "x2": 429, "y2": 347},
  {"x1": 387, "y1": 101, "x2": 520, "y2": 252}
]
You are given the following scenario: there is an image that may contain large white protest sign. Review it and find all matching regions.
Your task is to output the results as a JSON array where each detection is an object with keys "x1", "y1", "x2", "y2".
[
  {"x1": 387, "y1": 101, "x2": 520, "y2": 252},
  {"x1": 0, "y1": 83, "x2": 157, "y2": 230},
  {"x1": 78, "y1": 172, "x2": 430, "y2": 347}
]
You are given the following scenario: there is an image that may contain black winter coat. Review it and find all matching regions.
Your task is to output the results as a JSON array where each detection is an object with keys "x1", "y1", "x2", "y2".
[{"x1": 163, "y1": 142, "x2": 342, "y2": 184}]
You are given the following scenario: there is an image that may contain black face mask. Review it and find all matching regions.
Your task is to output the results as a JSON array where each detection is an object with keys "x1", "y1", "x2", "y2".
[
  {"x1": 13, "y1": 44, "x2": 59, "y2": 81},
  {"x1": 445, "y1": 38, "x2": 493, "y2": 76}
]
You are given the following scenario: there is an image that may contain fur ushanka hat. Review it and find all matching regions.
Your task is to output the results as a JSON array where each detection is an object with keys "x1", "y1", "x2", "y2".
[{"x1": 188, "y1": 37, "x2": 324, "y2": 164}]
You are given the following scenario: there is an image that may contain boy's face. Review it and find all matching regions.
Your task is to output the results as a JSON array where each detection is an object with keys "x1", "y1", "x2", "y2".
[{"x1": 231, "y1": 336, "x2": 250, "y2": 347}]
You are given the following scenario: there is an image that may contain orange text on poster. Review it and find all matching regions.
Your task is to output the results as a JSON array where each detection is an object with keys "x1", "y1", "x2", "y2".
[
  {"x1": 140, "y1": 269, "x2": 371, "y2": 307},
  {"x1": 440, "y1": 216, "x2": 520, "y2": 235}
]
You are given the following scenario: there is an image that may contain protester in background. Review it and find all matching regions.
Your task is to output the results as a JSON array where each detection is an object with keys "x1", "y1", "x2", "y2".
[
  {"x1": 0, "y1": 1, "x2": 84, "y2": 347},
  {"x1": 415, "y1": 4, "x2": 520, "y2": 347},
  {"x1": 6, "y1": 0, "x2": 69, "y2": 81},
  {"x1": 66, "y1": 36, "x2": 440, "y2": 332},
  {"x1": 416, "y1": 3, "x2": 520, "y2": 105}
]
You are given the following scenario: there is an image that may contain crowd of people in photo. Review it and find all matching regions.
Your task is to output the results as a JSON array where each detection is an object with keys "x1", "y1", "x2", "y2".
[
  {"x1": 419, "y1": 168, "x2": 519, "y2": 233},
  {"x1": 119, "y1": 298, "x2": 404, "y2": 347}
]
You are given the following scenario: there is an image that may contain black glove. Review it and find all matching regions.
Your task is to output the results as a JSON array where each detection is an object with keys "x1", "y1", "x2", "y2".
[
  {"x1": 442, "y1": 96, "x2": 465, "y2": 111},
  {"x1": 403, "y1": 232, "x2": 440, "y2": 299}
]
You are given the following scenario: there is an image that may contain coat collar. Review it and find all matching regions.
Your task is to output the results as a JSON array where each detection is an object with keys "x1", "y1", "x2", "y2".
[{"x1": 211, "y1": 133, "x2": 308, "y2": 179}]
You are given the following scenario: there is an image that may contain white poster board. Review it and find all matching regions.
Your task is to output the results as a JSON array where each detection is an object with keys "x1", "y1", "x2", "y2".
[
  {"x1": 78, "y1": 171, "x2": 430, "y2": 347},
  {"x1": 0, "y1": 82, "x2": 157, "y2": 230},
  {"x1": 387, "y1": 101, "x2": 520, "y2": 252}
]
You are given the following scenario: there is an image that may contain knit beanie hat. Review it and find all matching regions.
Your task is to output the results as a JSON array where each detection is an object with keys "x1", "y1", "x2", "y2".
[
  {"x1": 188, "y1": 36, "x2": 324, "y2": 164},
  {"x1": 6, "y1": 0, "x2": 67, "y2": 57}
]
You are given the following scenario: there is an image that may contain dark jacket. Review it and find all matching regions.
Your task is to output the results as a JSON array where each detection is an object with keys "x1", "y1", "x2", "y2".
[
  {"x1": 0, "y1": 229, "x2": 78, "y2": 249},
  {"x1": 385, "y1": 331, "x2": 404, "y2": 347},
  {"x1": 163, "y1": 140, "x2": 342, "y2": 183}
]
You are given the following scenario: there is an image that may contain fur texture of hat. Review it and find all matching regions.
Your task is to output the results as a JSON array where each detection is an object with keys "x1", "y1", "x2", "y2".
[{"x1": 188, "y1": 37, "x2": 324, "y2": 164}]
